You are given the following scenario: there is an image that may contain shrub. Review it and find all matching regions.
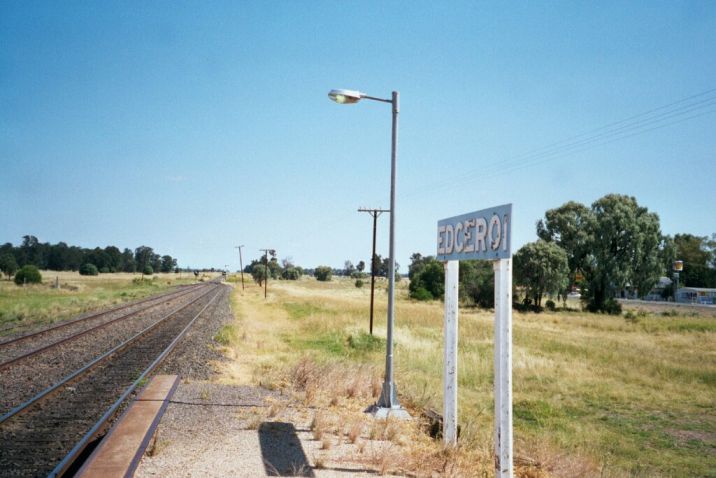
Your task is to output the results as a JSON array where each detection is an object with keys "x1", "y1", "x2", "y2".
[
  {"x1": 143, "y1": 265, "x2": 154, "y2": 275},
  {"x1": 79, "y1": 263, "x2": 99, "y2": 276},
  {"x1": 314, "y1": 266, "x2": 332, "y2": 282},
  {"x1": 586, "y1": 298, "x2": 622, "y2": 315},
  {"x1": 624, "y1": 310, "x2": 640, "y2": 324},
  {"x1": 14, "y1": 265, "x2": 42, "y2": 285},
  {"x1": 355, "y1": 279, "x2": 364, "y2": 288},
  {"x1": 411, "y1": 287, "x2": 433, "y2": 301},
  {"x1": 545, "y1": 299, "x2": 556, "y2": 311}
]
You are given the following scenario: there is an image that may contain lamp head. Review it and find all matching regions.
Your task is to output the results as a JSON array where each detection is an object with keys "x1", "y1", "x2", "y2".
[{"x1": 328, "y1": 89, "x2": 364, "y2": 104}]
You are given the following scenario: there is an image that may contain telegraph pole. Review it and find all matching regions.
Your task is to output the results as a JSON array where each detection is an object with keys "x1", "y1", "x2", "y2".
[
  {"x1": 358, "y1": 207, "x2": 389, "y2": 335},
  {"x1": 260, "y1": 248, "x2": 275, "y2": 299},
  {"x1": 235, "y1": 245, "x2": 245, "y2": 290}
]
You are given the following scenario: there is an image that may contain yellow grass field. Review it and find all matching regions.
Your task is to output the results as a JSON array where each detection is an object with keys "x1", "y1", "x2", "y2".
[
  {"x1": 222, "y1": 275, "x2": 716, "y2": 477},
  {"x1": 0, "y1": 271, "x2": 204, "y2": 335}
]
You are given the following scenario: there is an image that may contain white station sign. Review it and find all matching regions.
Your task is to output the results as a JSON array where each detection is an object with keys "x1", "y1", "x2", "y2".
[{"x1": 437, "y1": 203, "x2": 512, "y2": 261}]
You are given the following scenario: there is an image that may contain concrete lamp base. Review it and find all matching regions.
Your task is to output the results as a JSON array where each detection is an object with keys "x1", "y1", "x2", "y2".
[{"x1": 365, "y1": 404, "x2": 411, "y2": 420}]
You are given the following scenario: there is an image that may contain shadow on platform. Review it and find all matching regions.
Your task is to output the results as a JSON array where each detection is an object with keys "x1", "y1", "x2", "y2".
[{"x1": 258, "y1": 422, "x2": 315, "y2": 477}]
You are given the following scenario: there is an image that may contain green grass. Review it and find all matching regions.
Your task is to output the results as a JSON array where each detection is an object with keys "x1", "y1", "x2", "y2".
[
  {"x1": 245, "y1": 278, "x2": 716, "y2": 477},
  {"x1": 214, "y1": 324, "x2": 241, "y2": 346}
]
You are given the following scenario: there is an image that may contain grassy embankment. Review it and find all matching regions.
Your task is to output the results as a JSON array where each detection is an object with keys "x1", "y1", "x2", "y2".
[
  {"x1": 220, "y1": 276, "x2": 715, "y2": 477},
  {"x1": 0, "y1": 271, "x2": 200, "y2": 336}
]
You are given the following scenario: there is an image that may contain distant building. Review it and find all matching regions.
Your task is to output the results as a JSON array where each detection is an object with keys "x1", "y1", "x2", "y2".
[
  {"x1": 644, "y1": 277, "x2": 672, "y2": 301},
  {"x1": 676, "y1": 287, "x2": 716, "y2": 305}
]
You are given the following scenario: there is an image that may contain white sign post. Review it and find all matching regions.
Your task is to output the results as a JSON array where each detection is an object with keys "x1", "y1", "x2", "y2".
[{"x1": 437, "y1": 204, "x2": 513, "y2": 478}]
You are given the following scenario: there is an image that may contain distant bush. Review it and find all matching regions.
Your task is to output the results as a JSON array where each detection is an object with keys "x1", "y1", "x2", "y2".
[
  {"x1": 624, "y1": 310, "x2": 640, "y2": 324},
  {"x1": 14, "y1": 265, "x2": 42, "y2": 285},
  {"x1": 355, "y1": 279, "x2": 364, "y2": 288},
  {"x1": 411, "y1": 287, "x2": 433, "y2": 301},
  {"x1": 99, "y1": 266, "x2": 110, "y2": 273},
  {"x1": 79, "y1": 263, "x2": 99, "y2": 276},
  {"x1": 143, "y1": 265, "x2": 154, "y2": 275},
  {"x1": 545, "y1": 299, "x2": 556, "y2": 311},
  {"x1": 314, "y1": 266, "x2": 332, "y2": 282},
  {"x1": 282, "y1": 267, "x2": 302, "y2": 280},
  {"x1": 586, "y1": 298, "x2": 622, "y2": 315}
]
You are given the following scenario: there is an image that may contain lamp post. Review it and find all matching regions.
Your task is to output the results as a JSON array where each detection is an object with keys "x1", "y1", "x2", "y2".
[{"x1": 329, "y1": 89, "x2": 408, "y2": 417}]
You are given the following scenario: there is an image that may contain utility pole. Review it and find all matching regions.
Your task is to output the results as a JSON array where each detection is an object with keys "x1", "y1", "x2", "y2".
[
  {"x1": 259, "y1": 248, "x2": 275, "y2": 299},
  {"x1": 358, "y1": 207, "x2": 389, "y2": 335},
  {"x1": 235, "y1": 245, "x2": 245, "y2": 290}
]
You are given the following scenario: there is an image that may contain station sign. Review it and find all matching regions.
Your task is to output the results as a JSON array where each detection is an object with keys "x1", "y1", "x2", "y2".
[{"x1": 437, "y1": 203, "x2": 512, "y2": 261}]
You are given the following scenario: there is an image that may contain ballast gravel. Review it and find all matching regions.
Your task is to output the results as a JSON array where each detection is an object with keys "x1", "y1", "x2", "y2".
[{"x1": 135, "y1": 285, "x2": 392, "y2": 477}]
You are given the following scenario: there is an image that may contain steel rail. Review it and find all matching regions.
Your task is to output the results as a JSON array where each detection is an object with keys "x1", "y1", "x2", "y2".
[
  {"x1": 0, "y1": 284, "x2": 219, "y2": 425},
  {"x1": 0, "y1": 281, "x2": 205, "y2": 348},
  {"x1": 48, "y1": 288, "x2": 223, "y2": 477},
  {"x1": 0, "y1": 282, "x2": 211, "y2": 370}
]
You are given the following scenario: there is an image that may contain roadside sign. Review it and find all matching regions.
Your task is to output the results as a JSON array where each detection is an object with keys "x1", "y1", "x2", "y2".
[
  {"x1": 437, "y1": 203, "x2": 514, "y2": 477},
  {"x1": 437, "y1": 204, "x2": 511, "y2": 261}
]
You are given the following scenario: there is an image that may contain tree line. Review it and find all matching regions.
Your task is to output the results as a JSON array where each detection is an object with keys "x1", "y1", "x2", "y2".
[
  {"x1": 408, "y1": 194, "x2": 716, "y2": 313},
  {"x1": 0, "y1": 235, "x2": 179, "y2": 279}
]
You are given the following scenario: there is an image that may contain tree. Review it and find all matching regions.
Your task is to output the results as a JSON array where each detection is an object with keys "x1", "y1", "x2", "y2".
[
  {"x1": 671, "y1": 234, "x2": 716, "y2": 288},
  {"x1": 121, "y1": 248, "x2": 136, "y2": 272},
  {"x1": 0, "y1": 253, "x2": 18, "y2": 280},
  {"x1": 344, "y1": 260, "x2": 355, "y2": 276},
  {"x1": 314, "y1": 266, "x2": 332, "y2": 281},
  {"x1": 513, "y1": 240, "x2": 569, "y2": 307},
  {"x1": 134, "y1": 246, "x2": 154, "y2": 274},
  {"x1": 356, "y1": 261, "x2": 366, "y2": 273},
  {"x1": 161, "y1": 255, "x2": 177, "y2": 273},
  {"x1": 282, "y1": 267, "x2": 302, "y2": 280},
  {"x1": 583, "y1": 194, "x2": 662, "y2": 312},
  {"x1": 459, "y1": 260, "x2": 495, "y2": 308},
  {"x1": 537, "y1": 201, "x2": 592, "y2": 288},
  {"x1": 15, "y1": 265, "x2": 42, "y2": 285},
  {"x1": 143, "y1": 264, "x2": 154, "y2": 275},
  {"x1": 249, "y1": 260, "x2": 267, "y2": 285},
  {"x1": 408, "y1": 255, "x2": 443, "y2": 300}
]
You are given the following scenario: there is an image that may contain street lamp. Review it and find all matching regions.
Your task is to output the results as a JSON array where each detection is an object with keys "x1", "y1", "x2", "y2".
[{"x1": 329, "y1": 88, "x2": 408, "y2": 418}]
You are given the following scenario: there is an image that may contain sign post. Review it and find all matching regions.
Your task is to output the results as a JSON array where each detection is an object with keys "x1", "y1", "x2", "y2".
[{"x1": 437, "y1": 203, "x2": 513, "y2": 477}]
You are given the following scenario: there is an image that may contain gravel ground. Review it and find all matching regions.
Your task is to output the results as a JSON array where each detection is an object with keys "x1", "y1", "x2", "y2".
[
  {"x1": 135, "y1": 383, "x2": 394, "y2": 478},
  {"x1": 135, "y1": 285, "x2": 393, "y2": 477}
]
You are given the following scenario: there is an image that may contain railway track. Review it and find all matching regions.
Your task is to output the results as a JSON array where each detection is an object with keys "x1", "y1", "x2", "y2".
[
  {"x1": 0, "y1": 282, "x2": 225, "y2": 477},
  {"x1": 0, "y1": 281, "x2": 208, "y2": 365}
]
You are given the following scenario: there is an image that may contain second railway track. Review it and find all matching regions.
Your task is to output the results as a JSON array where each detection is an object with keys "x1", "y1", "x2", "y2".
[{"x1": 0, "y1": 281, "x2": 226, "y2": 477}]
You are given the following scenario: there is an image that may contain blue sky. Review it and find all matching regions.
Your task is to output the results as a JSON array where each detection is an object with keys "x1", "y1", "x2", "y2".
[{"x1": 1, "y1": 1, "x2": 714, "y2": 270}]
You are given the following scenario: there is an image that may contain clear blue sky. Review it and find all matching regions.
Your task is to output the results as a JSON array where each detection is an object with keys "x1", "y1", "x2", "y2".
[{"x1": 1, "y1": 1, "x2": 714, "y2": 270}]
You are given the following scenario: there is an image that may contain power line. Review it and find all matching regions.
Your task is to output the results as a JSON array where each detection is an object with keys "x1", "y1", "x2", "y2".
[{"x1": 404, "y1": 88, "x2": 716, "y2": 198}]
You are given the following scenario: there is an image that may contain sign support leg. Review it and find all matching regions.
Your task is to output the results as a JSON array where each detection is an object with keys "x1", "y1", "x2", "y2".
[
  {"x1": 493, "y1": 259, "x2": 513, "y2": 477},
  {"x1": 443, "y1": 260, "x2": 459, "y2": 445}
]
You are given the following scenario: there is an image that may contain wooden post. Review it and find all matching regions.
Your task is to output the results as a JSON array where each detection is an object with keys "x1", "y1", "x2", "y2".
[
  {"x1": 493, "y1": 259, "x2": 513, "y2": 477},
  {"x1": 443, "y1": 260, "x2": 459, "y2": 445}
]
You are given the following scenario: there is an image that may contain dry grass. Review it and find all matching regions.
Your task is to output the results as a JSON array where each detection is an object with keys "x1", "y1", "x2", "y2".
[
  {"x1": 219, "y1": 277, "x2": 716, "y2": 477},
  {"x1": 0, "y1": 271, "x2": 197, "y2": 334}
]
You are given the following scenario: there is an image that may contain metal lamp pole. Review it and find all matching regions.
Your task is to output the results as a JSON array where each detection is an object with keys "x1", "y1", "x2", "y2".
[{"x1": 329, "y1": 89, "x2": 407, "y2": 416}]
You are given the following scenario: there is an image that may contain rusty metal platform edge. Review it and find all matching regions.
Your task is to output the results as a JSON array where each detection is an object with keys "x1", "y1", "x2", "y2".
[{"x1": 75, "y1": 374, "x2": 180, "y2": 478}]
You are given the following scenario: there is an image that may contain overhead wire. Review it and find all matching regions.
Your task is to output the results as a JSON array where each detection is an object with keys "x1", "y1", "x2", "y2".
[{"x1": 403, "y1": 88, "x2": 716, "y2": 199}]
